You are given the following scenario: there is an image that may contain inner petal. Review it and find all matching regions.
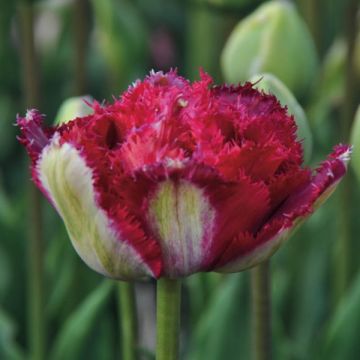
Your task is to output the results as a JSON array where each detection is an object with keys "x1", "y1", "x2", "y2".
[{"x1": 147, "y1": 179, "x2": 216, "y2": 277}]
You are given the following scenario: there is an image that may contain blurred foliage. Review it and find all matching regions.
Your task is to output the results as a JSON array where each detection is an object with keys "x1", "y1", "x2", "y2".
[
  {"x1": 0, "y1": 0, "x2": 359, "y2": 359},
  {"x1": 90, "y1": 0, "x2": 148, "y2": 92},
  {"x1": 350, "y1": 106, "x2": 360, "y2": 183}
]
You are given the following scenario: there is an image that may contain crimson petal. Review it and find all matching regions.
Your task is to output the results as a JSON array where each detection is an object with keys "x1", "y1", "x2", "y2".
[{"x1": 216, "y1": 145, "x2": 351, "y2": 272}]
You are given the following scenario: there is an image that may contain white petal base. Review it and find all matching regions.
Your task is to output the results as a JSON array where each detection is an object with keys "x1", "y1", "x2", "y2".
[
  {"x1": 38, "y1": 137, "x2": 154, "y2": 280},
  {"x1": 148, "y1": 180, "x2": 215, "y2": 277}
]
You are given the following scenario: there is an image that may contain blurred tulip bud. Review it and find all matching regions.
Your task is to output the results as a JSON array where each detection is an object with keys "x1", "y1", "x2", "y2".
[
  {"x1": 307, "y1": 33, "x2": 360, "y2": 145},
  {"x1": 54, "y1": 96, "x2": 93, "y2": 125},
  {"x1": 221, "y1": 1, "x2": 318, "y2": 97},
  {"x1": 250, "y1": 73, "x2": 312, "y2": 163},
  {"x1": 321, "y1": 39, "x2": 347, "y2": 105},
  {"x1": 350, "y1": 106, "x2": 360, "y2": 182}
]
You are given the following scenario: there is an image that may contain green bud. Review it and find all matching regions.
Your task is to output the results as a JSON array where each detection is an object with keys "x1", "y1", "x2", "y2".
[
  {"x1": 350, "y1": 106, "x2": 360, "y2": 183},
  {"x1": 221, "y1": 1, "x2": 318, "y2": 97},
  {"x1": 304, "y1": 39, "x2": 346, "y2": 148},
  {"x1": 308, "y1": 34, "x2": 360, "y2": 143},
  {"x1": 54, "y1": 96, "x2": 93, "y2": 125},
  {"x1": 320, "y1": 39, "x2": 347, "y2": 105},
  {"x1": 250, "y1": 73, "x2": 313, "y2": 163}
]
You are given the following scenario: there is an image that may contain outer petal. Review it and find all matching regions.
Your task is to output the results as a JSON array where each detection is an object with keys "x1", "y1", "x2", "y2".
[
  {"x1": 216, "y1": 145, "x2": 351, "y2": 272},
  {"x1": 147, "y1": 179, "x2": 216, "y2": 277},
  {"x1": 215, "y1": 222, "x2": 291, "y2": 272},
  {"x1": 37, "y1": 135, "x2": 156, "y2": 280}
]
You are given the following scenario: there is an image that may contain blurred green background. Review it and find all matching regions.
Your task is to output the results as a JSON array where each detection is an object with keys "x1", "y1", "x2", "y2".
[{"x1": 1, "y1": 0, "x2": 360, "y2": 359}]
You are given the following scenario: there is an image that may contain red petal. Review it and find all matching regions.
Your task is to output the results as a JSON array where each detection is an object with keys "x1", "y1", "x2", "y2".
[
  {"x1": 271, "y1": 145, "x2": 350, "y2": 221},
  {"x1": 268, "y1": 165, "x2": 311, "y2": 209},
  {"x1": 216, "y1": 141, "x2": 289, "y2": 182},
  {"x1": 214, "y1": 145, "x2": 350, "y2": 269},
  {"x1": 202, "y1": 174, "x2": 271, "y2": 267},
  {"x1": 108, "y1": 205, "x2": 163, "y2": 278},
  {"x1": 17, "y1": 109, "x2": 52, "y2": 162}
]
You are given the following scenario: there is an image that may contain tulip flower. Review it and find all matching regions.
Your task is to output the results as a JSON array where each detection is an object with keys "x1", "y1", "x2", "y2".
[{"x1": 18, "y1": 70, "x2": 350, "y2": 280}]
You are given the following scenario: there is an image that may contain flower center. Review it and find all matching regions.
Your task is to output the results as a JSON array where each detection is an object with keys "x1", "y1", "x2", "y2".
[{"x1": 105, "y1": 121, "x2": 122, "y2": 150}]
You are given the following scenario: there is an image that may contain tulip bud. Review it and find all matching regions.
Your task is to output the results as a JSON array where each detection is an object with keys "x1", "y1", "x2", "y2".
[
  {"x1": 350, "y1": 106, "x2": 360, "y2": 182},
  {"x1": 221, "y1": 1, "x2": 318, "y2": 97},
  {"x1": 54, "y1": 96, "x2": 93, "y2": 125},
  {"x1": 250, "y1": 73, "x2": 312, "y2": 163}
]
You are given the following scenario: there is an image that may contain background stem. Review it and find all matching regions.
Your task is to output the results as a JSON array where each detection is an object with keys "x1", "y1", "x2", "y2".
[
  {"x1": 335, "y1": 0, "x2": 358, "y2": 304},
  {"x1": 251, "y1": 261, "x2": 271, "y2": 360},
  {"x1": 18, "y1": 3, "x2": 45, "y2": 360},
  {"x1": 118, "y1": 282, "x2": 138, "y2": 360},
  {"x1": 185, "y1": 2, "x2": 238, "y2": 82},
  {"x1": 73, "y1": 0, "x2": 89, "y2": 95},
  {"x1": 156, "y1": 278, "x2": 181, "y2": 360},
  {"x1": 298, "y1": 0, "x2": 322, "y2": 54}
]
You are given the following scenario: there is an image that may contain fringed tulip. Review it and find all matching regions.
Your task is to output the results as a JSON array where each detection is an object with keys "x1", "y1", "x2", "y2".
[{"x1": 18, "y1": 70, "x2": 350, "y2": 280}]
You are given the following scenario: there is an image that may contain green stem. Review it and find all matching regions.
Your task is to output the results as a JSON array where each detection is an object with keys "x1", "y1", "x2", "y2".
[
  {"x1": 341, "y1": 0, "x2": 358, "y2": 138},
  {"x1": 18, "y1": 2, "x2": 40, "y2": 107},
  {"x1": 185, "y1": 3, "x2": 237, "y2": 82},
  {"x1": 18, "y1": 3, "x2": 45, "y2": 360},
  {"x1": 118, "y1": 282, "x2": 138, "y2": 360},
  {"x1": 335, "y1": 0, "x2": 358, "y2": 303},
  {"x1": 298, "y1": 0, "x2": 322, "y2": 54},
  {"x1": 336, "y1": 180, "x2": 351, "y2": 302},
  {"x1": 156, "y1": 278, "x2": 181, "y2": 360},
  {"x1": 73, "y1": 0, "x2": 89, "y2": 95},
  {"x1": 251, "y1": 261, "x2": 271, "y2": 360}
]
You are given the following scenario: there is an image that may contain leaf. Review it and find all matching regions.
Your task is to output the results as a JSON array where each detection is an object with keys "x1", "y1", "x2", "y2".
[
  {"x1": 0, "y1": 245, "x2": 11, "y2": 302},
  {"x1": 137, "y1": 347, "x2": 155, "y2": 360},
  {"x1": 0, "y1": 307, "x2": 24, "y2": 360},
  {"x1": 49, "y1": 280, "x2": 114, "y2": 360},
  {"x1": 320, "y1": 270, "x2": 360, "y2": 360},
  {"x1": 186, "y1": 272, "x2": 223, "y2": 326},
  {"x1": 46, "y1": 241, "x2": 77, "y2": 318},
  {"x1": 0, "y1": 179, "x2": 16, "y2": 227},
  {"x1": 186, "y1": 273, "x2": 250, "y2": 360}
]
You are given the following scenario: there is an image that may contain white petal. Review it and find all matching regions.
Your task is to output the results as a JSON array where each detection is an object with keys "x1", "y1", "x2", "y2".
[
  {"x1": 148, "y1": 180, "x2": 216, "y2": 277},
  {"x1": 37, "y1": 137, "x2": 154, "y2": 280}
]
